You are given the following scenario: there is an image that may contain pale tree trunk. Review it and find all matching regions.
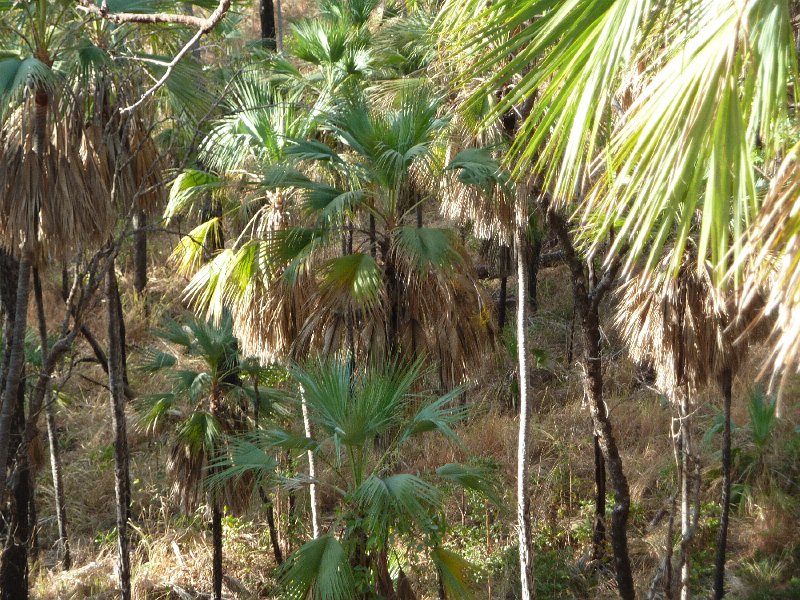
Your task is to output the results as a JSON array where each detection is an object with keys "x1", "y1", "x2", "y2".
[
  {"x1": 107, "y1": 265, "x2": 131, "y2": 600},
  {"x1": 32, "y1": 269, "x2": 70, "y2": 569},
  {"x1": 514, "y1": 190, "x2": 534, "y2": 600},
  {"x1": 300, "y1": 386, "x2": 320, "y2": 539},
  {"x1": 678, "y1": 390, "x2": 700, "y2": 600},
  {"x1": 713, "y1": 368, "x2": 733, "y2": 599}
]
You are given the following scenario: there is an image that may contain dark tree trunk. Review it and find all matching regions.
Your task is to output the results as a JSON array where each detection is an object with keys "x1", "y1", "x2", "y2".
[
  {"x1": 549, "y1": 211, "x2": 634, "y2": 600},
  {"x1": 592, "y1": 433, "x2": 606, "y2": 560},
  {"x1": 132, "y1": 209, "x2": 148, "y2": 300},
  {"x1": 260, "y1": 0, "x2": 276, "y2": 48},
  {"x1": 0, "y1": 254, "x2": 31, "y2": 500},
  {"x1": 713, "y1": 368, "x2": 733, "y2": 599},
  {"x1": 212, "y1": 503, "x2": 223, "y2": 600},
  {"x1": 498, "y1": 275, "x2": 507, "y2": 330},
  {"x1": 265, "y1": 494, "x2": 283, "y2": 565},
  {"x1": 107, "y1": 265, "x2": 131, "y2": 600},
  {"x1": 528, "y1": 237, "x2": 541, "y2": 314},
  {"x1": 0, "y1": 375, "x2": 29, "y2": 600}
]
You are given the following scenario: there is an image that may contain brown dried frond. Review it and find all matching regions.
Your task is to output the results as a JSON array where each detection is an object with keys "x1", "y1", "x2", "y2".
[
  {"x1": 232, "y1": 273, "x2": 314, "y2": 365},
  {"x1": 168, "y1": 407, "x2": 253, "y2": 516},
  {"x1": 0, "y1": 111, "x2": 115, "y2": 261},
  {"x1": 614, "y1": 248, "x2": 755, "y2": 397}
]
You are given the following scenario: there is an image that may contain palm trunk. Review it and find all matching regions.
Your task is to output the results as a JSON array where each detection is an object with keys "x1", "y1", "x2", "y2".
[
  {"x1": 498, "y1": 275, "x2": 508, "y2": 329},
  {"x1": 132, "y1": 209, "x2": 148, "y2": 300},
  {"x1": 0, "y1": 373, "x2": 29, "y2": 600},
  {"x1": 0, "y1": 254, "x2": 31, "y2": 501},
  {"x1": 528, "y1": 237, "x2": 541, "y2": 314},
  {"x1": 107, "y1": 265, "x2": 131, "y2": 600},
  {"x1": 713, "y1": 368, "x2": 733, "y2": 599},
  {"x1": 514, "y1": 217, "x2": 534, "y2": 600},
  {"x1": 300, "y1": 386, "x2": 320, "y2": 539},
  {"x1": 212, "y1": 502, "x2": 223, "y2": 600}
]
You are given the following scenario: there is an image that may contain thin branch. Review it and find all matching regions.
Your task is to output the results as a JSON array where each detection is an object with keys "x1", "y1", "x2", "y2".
[{"x1": 75, "y1": 0, "x2": 233, "y2": 114}]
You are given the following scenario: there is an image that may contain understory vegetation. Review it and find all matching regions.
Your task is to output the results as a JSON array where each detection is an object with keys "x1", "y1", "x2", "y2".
[{"x1": 0, "y1": 0, "x2": 799, "y2": 599}]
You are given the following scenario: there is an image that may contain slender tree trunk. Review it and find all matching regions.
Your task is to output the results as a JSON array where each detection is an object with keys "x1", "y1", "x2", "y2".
[
  {"x1": 275, "y1": 0, "x2": 283, "y2": 51},
  {"x1": 528, "y1": 237, "x2": 541, "y2": 314},
  {"x1": 678, "y1": 390, "x2": 694, "y2": 600},
  {"x1": 514, "y1": 212, "x2": 534, "y2": 599},
  {"x1": 132, "y1": 209, "x2": 148, "y2": 300},
  {"x1": 1, "y1": 375, "x2": 29, "y2": 600},
  {"x1": 498, "y1": 275, "x2": 508, "y2": 330},
  {"x1": 592, "y1": 433, "x2": 606, "y2": 560},
  {"x1": 300, "y1": 387, "x2": 320, "y2": 539},
  {"x1": 713, "y1": 368, "x2": 733, "y2": 599},
  {"x1": 33, "y1": 270, "x2": 71, "y2": 569},
  {"x1": 107, "y1": 265, "x2": 131, "y2": 600},
  {"x1": 212, "y1": 502, "x2": 223, "y2": 600},
  {"x1": 0, "y1": 254, "x2": 31, "y2": 501},
  {"x1": 549, "y1": 211, "x2": 634, "y2": 599},
  {"x1": 582, "y1": 301, "x2": 635, "y2": 600},
  {"x1": 264, "y1": 494, "x2": 283, "y2": 565},
  {"x1": 259, "y1": 0, "x2": 276, "y2": 48},
  {"x1": 45, "y1": 393, "x2": 70, "y2": 569}
]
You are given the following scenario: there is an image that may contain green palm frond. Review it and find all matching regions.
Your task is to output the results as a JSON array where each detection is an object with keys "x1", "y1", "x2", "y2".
[
  {"x1": 175, "y1": 410, "x2": 222, "y2": 456},
  {"x1": 136, "y1": 393, "x2": 178, "y2": 435},
  {"x1": 0, "y1": 56, "x2": 52, "y2": 118},
  {"x1": 207, "y1": 437, "x2": 278, "y2": 489},
  {"x1": 399, "y1": 388, "x2": 468, "y2": 448},
  {"x1": 137, "y1": 348, "x2": 178, "y2": 373},
  {"x1": 319, "y1": 253, "x2": 381, "y2": 308},
  {"x1": 318, "y1": 0, "x2": 379, "y2": 27},
  {"x1": 171, "y1": 218, "x2": 225, "y2": 276},
  {"x1": 165, "y1": 169, "x2": 225, "y2": 223},
  {"x1": 395, "y1": 227, "x2": 462, "y2": 272},
  {"x1": 444, "y1": 147, "x2": 509, "y2": 192},
  {"x1": 431, "y1": 546, "x2": 479, "y2": 600},
  {"x1": 279, "y1": 535, "x2": 355, "y2": 600},
  {"x1": 436, "y1": 463, "x2": 503, "y2": 507},
  {"x1": 355, "y1": 473, "x2": 441, "y2": 538}
]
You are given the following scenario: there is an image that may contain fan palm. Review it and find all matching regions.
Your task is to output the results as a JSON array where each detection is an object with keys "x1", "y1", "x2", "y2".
[
  {"x1": 176, "y1": 90, "x2": 495, "y2": 387},
  {"x1": 138, "y1": 312, "x2": 264, "y2": 600},
  {"x1": 213, "y1": 356, "x2": 496, "y2": 599}
]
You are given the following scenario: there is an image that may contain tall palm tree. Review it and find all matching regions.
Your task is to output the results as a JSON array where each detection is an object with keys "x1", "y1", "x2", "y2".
[
  {"x1": 175, "y1": 90, "x2": 495, "y2": 389},
  {"x1": 138, "y1": 312, "x2": 256, "y2": 600}
]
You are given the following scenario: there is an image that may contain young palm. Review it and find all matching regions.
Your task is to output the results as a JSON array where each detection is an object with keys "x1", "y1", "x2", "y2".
[
  {"x1": 215, "y1": 356, "x2": 496, "y2": 599},
  {"x1": 138, "y1": 312, "x2": 258, "y2": 600}
]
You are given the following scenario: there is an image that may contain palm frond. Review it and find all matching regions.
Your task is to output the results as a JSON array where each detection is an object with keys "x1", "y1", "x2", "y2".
[
  {"x1": 431, "y1": 546, "x2": 479, "y2": 600},
  {"x1": 279, "y1": 535, "x2": 355, "y2": 600}
]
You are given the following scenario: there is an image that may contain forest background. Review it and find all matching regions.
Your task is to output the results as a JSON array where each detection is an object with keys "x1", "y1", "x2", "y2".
[{"x1": 0, "y1": 0, "x2": 798, "y2": 599}]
